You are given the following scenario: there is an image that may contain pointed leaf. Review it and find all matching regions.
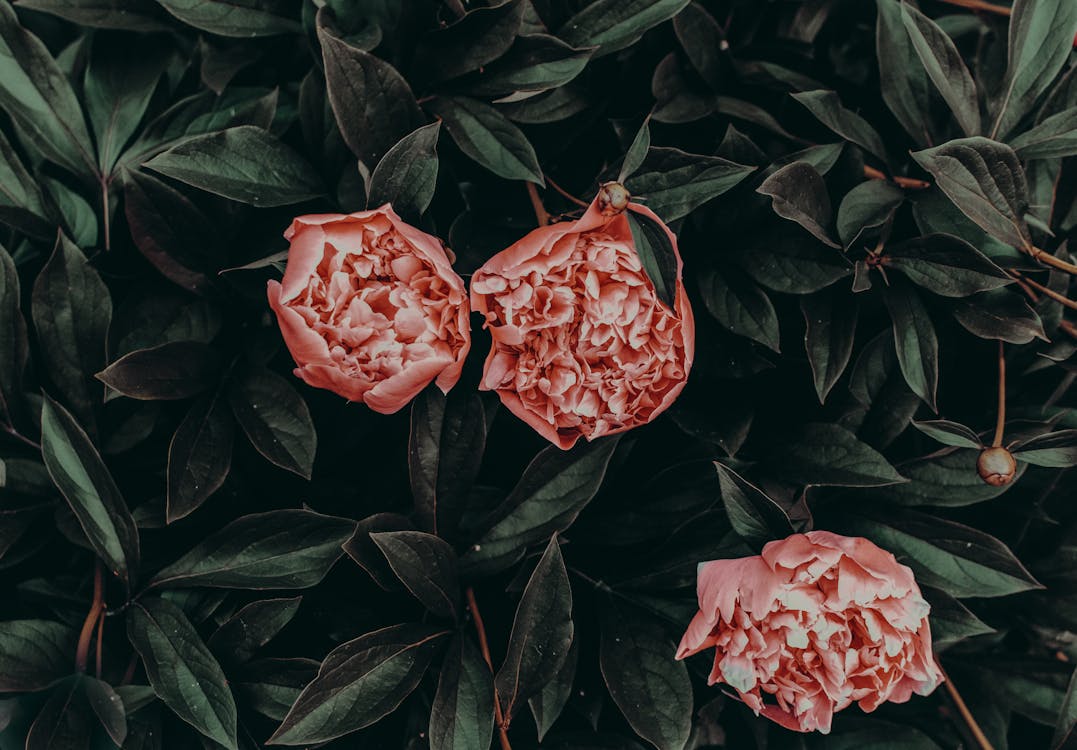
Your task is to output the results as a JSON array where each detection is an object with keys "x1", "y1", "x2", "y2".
[
  {"x1": 228, "y1": 367, "x2": 316, "y2": 479},
  {"x1": 876, "y1": 0, "x2": 937, "y2": 147},
  {"x1": 618, "y1": 117, "x2": 651, "y2": 183},
  {"x1": 371, "y1": 531, "x2": 459, "y2": 620},
  {"x1": 208, "y1": 596, "x2": 302, "y2": 667},
  {"x1": 529, "y1": 637, "x2": 577, "y2": 741},
  {"x1": 429, "y1": 636, "x2": 494, "y2": 750},
  {"x1": 14, "y1": 0, "x2": 171, "y2": 31},
  {"x1": 234, "y1": 658, "x2": 318, "y2": 722},
  {"x1": 1011, "y1": 430, "x2": 1077, "y2": 467},
  {"x1": 912, "y1": 420, "x2": 983, "y2": 449},
  {"x1": 878, "y1": 448, "x2": 1025, "y2": 507},
  {"x1": 952, "y1": 289, "x2": 1046, "y2": 344},
  {"x1": 883, "y1": 280, "x2": 939, "y2": 411},
  {"x1": 367, "y1": 122, "x2": 440, "y2": 221},
  {"x1": 413, "y1": 0, "x2": 525, "y2": 83},
  {"x1": 757, "y1": 161, "x2": 839, "y2": 247},
  {"x1": 25, "y1": 676, "x2": 93, "y2": 750},
  {"x1": 0, "y1": 620, "x2": 77, "y2": 693},
  {"x1": 156, "y1": 0, "x2": 300, "y2": 37},
  {"x1": 0, "y1": 244, "x2": 28, "y2": 417},
  {"x1": 465, "y1": 33, "x2": 593, "y2": 97},
  {"x1": 792, "y1": 90, "x2": 888, "y2": 164},
  {"x1": 559, "y1": 0, "x2": 692, "y2": 55},
  {"x1": 427, "y1": 96, "x2": 542, "y2": 184},
  {"x1": 97, "y1": 341, "x2": 221, "y2": 401},
  {"x1": 901, "y1": 3, "x2": 981, "y2": 136},
  {"x1": 885, "y1": 234, "x2": 1011, "y2": 297},
  {"x1": 166, "y1": 394, "x2": 234, "y2": 523},
  {"x1": 802, "y1": 287, "x2": 858, "y2": 403},
  {"x1": 715, "y1": 462, "x2": 793, "y2": 551},
  {"x1": 626, "y1": 208, "x2": 679, "y2": 309},
  {"x1": 1010, "y1": 106, "x2": 1077, "y2": 160},
  {"x1": 624, "y1": 147, "x2": 754, "y2": 222},
  {"x1": 698, "y1": 267, "x2": 780, "y2": 352},
  {"x1": 836, "y1": 180, "x2": 904, "y2": 248},
  {"x1": 765, "y1": 422, "x2": 906, "y2": 487}
]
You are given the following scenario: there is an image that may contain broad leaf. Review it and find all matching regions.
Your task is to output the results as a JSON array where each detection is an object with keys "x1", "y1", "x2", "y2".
[
  {"x1": 97, "y1": 341, "x2": 221, "y2": 400},
  {"x1": 15, "y1": 0, "x2": 171, "y2": 31},
  {"x1": 0, "y1": 619, "x2": 76, "y2": 692},
  {"x1": 923, "y1": 586, "x2": 995, "y2": 649},
  {"x1": 624, "y1": 147, "x2": 754, "y2": 222},
  {"x1": 559, "y1": 0, "x2": 691, "y2": 55},
  {"x1": 952, "y1": 289, "x2": 1046, "y2": 344},
  {"x1": 1053, "y1": 666, "x2": 1077, "y2": 750},
  {"x1": 739, "y1": 225, "x2": 852, "y2": 294},
  {"x1": 148, "y1": 509, "x2": 355, "y2": 589},
  {"x1": 268, "y1": 624, "x2": 447, "y2": 745},
  {"x1": 166, "y1": 394, "x2": 234, "y2": 523},
  {"x1": 1010, "y1": 106, "x2": 1077, "y2": 160},
  {"x1": 912, "y1": 420, "x2": 983, "y2": 450},
  {"x1": 884, "y1": 234, "x2": 1011, "y2": 298},
  {"x1": 466, "y1": 34, "x2": 593, "y2": 97},
  {"x1": 426, "y1": 96, "x2": 542, "y2": 184},
  {"x1": 883, "y1": 280, "x2": 939, "y2": 410},
  {"x1": 157, "y1": 0, "x2": 300, "y2": 37},
  {"x1": 0, "y1": 128, "x2": 50, "y2": 237},
  {"x1": 715, "y1": 462, "x2": 793, "y2": 551},
  {"x1": 208, "y1": 596, "x2": 302, "y2": 666},
  {"x1": 127, "y1": 597, "x2": 237, "y2": 749},
  {"x1": 802, "y1": 287, "x2": 858, "y2": 403},
  {"x1": 413, "y1": 0, "x2": 525, "y2": 83},
  {"x1": 848, "y1": 332, "x2": 921, "y2": 450},
  {"x1": 0, "y1": 244, "x2": 28, "y2": 418},
  {"x1": 495, "y1": 537, "x2": 573, "y2": 722},
  {"x1": 618, "y1": 118, "x2": 651, "y2": 183},
  {"x1": 765, "y1": 422, "x2": 906, "y2": 487},
  {"x1": 429, "y1": 636, "x2": 494, "y2": 750},
  {"x1": 878, "y1": 448, "x2": 1025, "y2": 507},
  {"x1": 875, "y1": 0, "x2": 937, "y2": 147},
  {"x1": 343, "y1": 513, "x2": 414, "y2": 591},
  {"x1": 24, "y1": 676, "x2": 94, "y2": 750},
  {"x1": 1012, "y1": 430, "x2": 1077, "y2": 467},
  {"x1": 367, "y1": 122, "x2": 440, "y2": 221},
  {"x1": 234, "y1": 658, "x2": 318, "y2": 722},
  {"x1": 627, "y1": 207, "x2": 680, "y2": 309},
  {"x1": 901, "y1": 3, "x2": 981, "y2": 136},
  {"x1": 792, "y1": 90, "x2": 888, "y2": 164},
  {"x1": 757, "y1": 161, "x2": 839, "y2": 247},
  {"x1": 371, "y1": 531, "x2": 459, "y2": 620},
  {"x1": 40, "y1": 396, "x2": 139, "y2": 587},
  {"x1": 836, "y1": 180, "x2": 904, "y2": 248},
  {"x1": 673, "y1": 1, "x2": 723, "y2": 89},
  {"x1": 698, "y1": 267, "x2": 780, "y2": 352},
  {"x1": 228, "y1": 368, "x2": 317, "y2": 479},
  {"x1": 529, "y1": 637, "x2": 578, "y2": 741}
]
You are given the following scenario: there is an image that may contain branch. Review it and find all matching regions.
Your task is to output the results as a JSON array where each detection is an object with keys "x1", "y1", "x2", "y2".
[
  {"x1": 993, "y1": 341, "x2": 1006, "y2": 448},
  {"x1": 546, "y1": 177, "x2": 590, "y2": 208},
  {"x1": 936, "y1": 0, "x2": 1012, "y2": 16},
  {"x1": 1026, "y1": 245, "x2": 1077, "y2": 276},
  {"x1": 938, "y1": 663, "x2": 996, "y2": 750},
  {"x1": 75, "y1": 561, "x2": 104, "y2": 673},
  {"x1": 465, "y1": 588, "x2": 513, "y2": 750},
  {"x1": 525, "y1": 183, "x2": 550, "y2": 227},
  {"x1": 862, "y1": 165, "x2": 931, "y2": 190}
]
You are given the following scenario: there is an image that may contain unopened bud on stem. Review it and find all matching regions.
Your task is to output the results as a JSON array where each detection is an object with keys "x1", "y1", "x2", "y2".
[
  {"x1": 598, "y1": 182, "x2": 630, "y2": 216},
  {"x1": 977, "y1": 446, "x2": 1016, "y2": 487}
]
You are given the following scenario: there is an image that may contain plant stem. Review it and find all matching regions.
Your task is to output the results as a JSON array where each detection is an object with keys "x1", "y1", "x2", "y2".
[
  {"x1": 465, "y1": 587, "x2": 513, "y2": 750},
  {"x1": 993, "y1": 341, "x2": 1006, "y2": 448},
  {"x1": 862, "y1": 165, "x2": 931, "y2": 190},
  {"x1": 938, "y1": 663, "x2": 996, "y2": 750},
  {"x1": 95, "y1": 608, "x2": 104, "y2": 678},
  {"x1": 100, "y1": 177, "x2": 111, "y2": 252},
  {"x1": 75, "y1": 561, "x2": 104, "y2": 673},
  {"x1": 1026, "y1": 246, "x2": 1077, "y2": 276},
  {"x1": 1011, "y1": 271, "x2": 1077, "y2": 310},
  {"x1": 525, "y1": 182, "x2": 550, "y2": 227},
  {"x1": 546, "y1": 177, "x2": 590, "y2": 208},
  {"x1": 936, "y1": 0, "x2": 1012, "y2": 16},
  {"x1": 2, "y1": 424, "x2": 41, "y2": 451}
]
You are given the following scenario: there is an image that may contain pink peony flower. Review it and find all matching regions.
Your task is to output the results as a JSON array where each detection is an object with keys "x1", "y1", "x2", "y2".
[
  {"x1": 267, "y1": 207, "x2": 470, "y2": 414},
  {"x1": 677, "y1": 531, "x2": 943, "y2": 734},
  {"x1": 469, "y1": 196, "x2": 694, "y2": 449}
]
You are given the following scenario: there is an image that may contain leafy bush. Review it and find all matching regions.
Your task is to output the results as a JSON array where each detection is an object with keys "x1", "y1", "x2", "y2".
[{"x1": 2, "y1": 0, "x2": 1077, "y2": 748}]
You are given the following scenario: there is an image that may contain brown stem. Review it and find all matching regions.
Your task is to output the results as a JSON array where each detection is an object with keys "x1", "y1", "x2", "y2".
[
  {"x1": 939, "y1": 664, "x2": 995, "y2": 750},
  {"x1": 94, "y1": 608, "x2": 104, "y2": 679},
  {"x1": 1026, "y1": 246, "x2": 1077, "y2": 276},
  {"x1": 466, "y1": 588, "x2": 513, "y2": 750},
  {"x1": 1011, "y1": 271, "x2": 1077, "y2": 310},
  {"x1": 993, "y1": 341, "x2": 1006, "y2": 448},
  {"x1": 444, "y1": 0, "x2": 466, "y2": 18},
  {"x1": 936, "y1": 0, "x2": 1012, "y2": 15},
  {"x1": 525, "y1": 183, "x2": 550, "y2": 227},
  {"x1": 546, "y1": 177, "x2": 589, "y2": 208},
  {"x1": 75, "y1": 561, "x2": 104, "y2": 673},
  {"x1": 862, "y1": 165, "x2": 931, "y2": 190},
  {"x1": 2, "y1": 424, "x2": 41, "y2": 451},
  {"x1": 120, "y1": 652, "x2": 138, "y2": 686},
  {"x1": 1061, "y1": 320, "x2": 1077, "y2": 341}
]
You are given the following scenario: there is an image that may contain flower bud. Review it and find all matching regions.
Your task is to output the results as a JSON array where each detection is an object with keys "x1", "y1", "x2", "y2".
[
  {"x1": 977, "y1": 446, "x2": 1017, "y2": 487},
  {"x1": 597, "y1": 181, "x2": 631, "y2": 216}
]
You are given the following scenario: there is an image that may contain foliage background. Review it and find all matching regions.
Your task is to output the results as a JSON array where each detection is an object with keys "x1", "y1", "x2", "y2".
[{"x1": 2, "y1": 0, "x2": 1077, "y2": 748}]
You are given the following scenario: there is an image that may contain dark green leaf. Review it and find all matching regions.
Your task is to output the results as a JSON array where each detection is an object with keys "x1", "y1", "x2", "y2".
[
  {"x1": 149, "y1": 509, "x2": 354, "y2": 590},
  {"x1": 1053, "y1": 666, "x2": 1077, "y2": 750},
  {"x1": 715, "y1": 462, "x2": 793, "y2": 551},
  {"x1": 923, "y1": 586, "x2": 994, "y2": 649},
  {"x1": 1010, "y1": 106, "x2": 1077, "y2": 159},
  {"x1": 234, "y1": 658, "x2": 318, "y2": 722},
  {"x1": 878, "y1": 448, "x2": 1024, "y2": 507},
  {"x1": 97, "y1": 342, "x2": 221, "y2": 401},
  {"x1": 847, "y1": 331, "x2": 921, "y2": 449},
  {"x1": 40, "y1": 396, "x2": 139, "y2": 587},
  {"x1": 900, "y1": 3, "x2": 981, "y2": 136},
  {"x1": 413, "y1": 0, "x2": 525, "y2": 82},
  {"x1": 429, "y1": 636, "x2": 494, "y2": 750},
  {"x1": 143, "y1": 126, "x2": 324, "y2": 207},
  {"x1": 14, "y1": 0, "x2": 171, "y2": 31},
  {"x1": 757, "y1": 161, "x2": 839, "y2": 247},
  {"x1": 885, "y1": 234, "x2": 1011, "y2": 297},
  {"x1": 495, "y1": 537, "x2": 573, "y2": 723},
  {"x1": 166, "y1": 394, "x2": 234, "y2": 523},
  {"x1": 600, "y1": 609, "x2": 691, "y2": 750},
  {"x1": 912, "y1": 420, "x2": 983, "y2": 449},
  {"x1": 460, "y1": 438, "x2": 617, "y2": 576},
  {"x1": 465, "y1": 34, "x2": 593, "y2": 97},
  {"x1": 529, "y1": 637, "x2": 577, "y2": 742},
  {"x1": 498, "y1": 85, "x2": 589, "y2": 124},
  {"x1": 343, "y1": 513, "x2": 414, "y2": 590},
  {"x1": 911, "y1": 137, "x2": 1031, "y2": 250},
  {"x1": 208, "y1": 596, "x2": 301, "y2": 666},
  {"x1": 268, "y1": 624, "x2": 447, "y2": 745},
  {"x1": 875, "y1": 0, "x2": 937, "y2": 148},
  {"x1": 32, "y1": 234, "x2": 112, "y2": 434},
  {"x1": 317, "y1": 11, "x2": 423, "y2": 167},
  {"x1": 227, "y1": 368, "x2": 317, "y2": 479},
  {"x1": 836, "y1": 180, "x2": 904, "y2": 248},
  {"x1": 626, "y1": 208, "x2": 679, "y2": 309},
  {"x1": 1012, "y1": 430, "x2": 1077, "y2": 467},
  {"x1": 427, "y1": 96, "x2": 542, "y2": 184},
  {"x1": 0, "y1": 244, "x2": 28, "y2": 418},
  {"x1": 0, "y1": 129, "x2": 50, "y2": 237},
  {"x1": 883, "y1": 280, "x2": 939, "y2": 410},
  {"x1": 0, "y1": 2, "x2": 95, "y2": 175},
  {"x1": 841, "y1": 507, "x2": 1041, "y2": 598},
  {"x1": 672, "y1": 1, "x2": 723, "y2": 89},
  {"x1": 0, "y1": 620, "x2": 76, "y2": 693},
  {"x1": 990, "y1": 0, "x2": 1077, "y2": 139},
  {"x1": 367, "y1": 122, "x2": 440, "y2": 221},
  {"x1": 816, "y1": 717, "x2": 943, "y2": 750},
  {"x1": 765, "y1": 422, "x2": 906, "y2": 487},
  {"x1": 952, "y1": 288, "x2": 1046, "y2": 344},
  {"x1": 127, "y1": 597, "x2": 237, "y2": 749},
  {"x1": 739, "y1": 225, "x2": 852, "y2": 294},
  {"x1": 698, "y1": 267, "x2": 779, "y2": 352},
  {"x1": 624, "y1": 147, "x2": 754, "y2": 222},
  {"x1": 792, "y1": 90, "x2": 888, "y2": 164},
  {"x1": 371, "y1": 531, "x2": 459, "y2": 620},
  {"x1": 559, "y1": 0, "x2": 691, "y2": 56},
  {"x1": 802, "y1": 287, "x2": 858, "y2": 403},
  {"x1": 156, "y1": 0, "x2": 300, "y2": 37},
  {"x1": 83, "y1": 675, "x2": 125, "y2": 746},
  {"x1": 25, "y1": 676, "x2": 93, "y2": 750}
]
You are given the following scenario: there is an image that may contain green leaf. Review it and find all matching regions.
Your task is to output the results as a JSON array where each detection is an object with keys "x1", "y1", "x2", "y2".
[
  {"x1": 409, "y1": 386, "x2": 486, "y2": 538},
  {"x1": 31, "y1": 234, "x2": 112, "y2": 434},
  {"x1": 816, "y1": 718, "x2": 944, "y2": 750},
  {"x1": 427, "y1": 96, "x2": 542, "y2": 184},
  {"x1": 559, "y1": 0, "x2": 691, "y2": 56},
  {"x1": 618, "y1": 117, "x2": 651, "y2": 183},
  {"x1": 885, "y1": 234, "x2": 1011, "y2": 298},
  {"x1": 912, "y1": 420, "x2": 984, "y2": 449},
  {"x1": 715, "y1": 462, "x2": 793, "y2": 551},
  {"x1": 464, "y1": 34, "x2": 594, "y2": 97},
  {"x1": 757, "y1": 161, "x2": 839, "y2": 247},
  {"x1": 991, "y1": 0, "x2": 1077, "y2": 139},
  {"x1": 697, "y1": 267, "x2": 779, "y2": 352},
  {"x1": 126, "y1": 597, "x2": 238, "y2": 750},
  {"x1": 848, "y1": 331, "x2": 921, "y2": 449},
  {"x1": 792, "y1": 90, "x2": 888, "y2": 164},
  {"x1": 43, "y1": 177, "x2": 97, "y2": 248},
  {"x1": 317, "y1": 11, "x2": 423, "y2": 167},
  {"x1": 157, "y1": 0, "x2": 300, "y2": 36},
  {"x1": 0, "y1": 129, "x2": 50, "y2": 237},
  {"x1": 0, "y1": 244, "x2": 28, "y2": 419},
  {"x1": 40, "y1": 396, "x2": 139, "y2": 587},
  {"x1": 600, "y1": 609, "x2": 691, "y2": 750},
  {"x1": 529, "y1": 637, "x2": 577, "y2": 741},
  {"x1": 624, "y1": 147, "x2": 754, "y2": 222},
  {"x1": 429, "y1": 636, "x2": 494, "y2": 750},
  {"x1": 148, "y1": 509, "x2": 354, "y2": 589},
  {"x1": 207, "y1": 596, "x2": 302, "y2": 667},
  {"x1": 739, "y1": 225, "x2": 852, "y2": 294},
  {"x1": 883, "y1": 280, "x2": 939, "y2": 411},
  {"x1": 367, "y1": 122, "x2": 440, "y2": 221},
  {"x1": 166, "y1": 394, "x2": 234, "y2": 523},
  {"x1": 672, "y1": 1, "x2": 723, "y2": 89},
  {"x1": 498, "y1": 85, "x2": 589, "y2": 124},
  {"x1": 0, "y1": 2, "x2": 95, "y2": 175},
  {"x1": 878, "y1": 447, "x2": 1024, "y2": 507},
  {"x1": 460, "y1": 438, "x2": 617, "y2": 575},
  {"x1": 96, "y1": 342, "x2": 221, "y2": 401},
  {"x1": 143, "y1": 126, "x2": 324, "y2": 207},
  {"x1": 875, "y1": 0, "x2": 937, "y2": 148},
  {"x1": 1012, "y1": 430, "x2": 1077, "y2": 467},
  {"x1": 900, "y1": 3, "x2": 981, "y2": 136},
  {"x1": 83, "y1": 675, "x2": 126, "y2": 745},
  {"x1": 626, "y1": 208, "x2": 679, "y2": 309},
  {"x1": 14, "y1": 0, "x2": 171, "y2": 31},
  {"x1": 923, "y1": 586, "x2": 995, "y2": 649},
  {"x1": 234, "y1": 658, "x2": 318, "y2": 721},
  {"x1": 413, "y1": 0, "x2": 525, "y2": 82},
  {"x1": 227, "y1": 367, "x2": 317, "y2": 479},
  {"x1": 841, "y1": 507, "x2": 1041, "y2": 598},
  {"x1": 952, "y1": 288, "x2": 1046, "y2": 344},
  {"x1": 911, "y1": 137, "x2": 1031, "y2": 250},
  {"x1": 1053, "y1": 666, "x2": 1077, "y2": 750},
  {"x1": 801, "y1": 286, "x2": 858, "y2": 403},
  {"x1": 343, "y1": 513, "x2": 414, "y2": 590},
  {"x1": 371, "y1": 531, "x2": 459, "y2": 620},
  {"x1": 495, "y1": 537, "x2": 573, "y2": 723},
  {"x1": 1010, "y1": 106, "x2": 1077, "y2": 159},
  {"x1": 25, "y1": 676, "x2": 94, "y2": 750},
  {"x1": 836, "y1": 180, "x2": 904, "y2": 248},
  {"x1": 268, "y1": 624, "x2": 447, "y2": 745},
  {"x1": 0, "y1": 619, "x2": 77, "y2": 692},
  {"x1": 765, "y1": 422, "x2": 906, "y2": 487}
]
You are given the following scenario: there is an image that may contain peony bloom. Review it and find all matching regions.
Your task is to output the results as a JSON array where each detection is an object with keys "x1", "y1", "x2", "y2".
[
  {"x1": 267, "y1": 207, "x2": 470, "y2": 414},
  {"x1": 469, "y1": 195, "x2": 694, "y2": 449},
  {"x1": 677, "y1": 531, "x2": 943, "y2": 734}
]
